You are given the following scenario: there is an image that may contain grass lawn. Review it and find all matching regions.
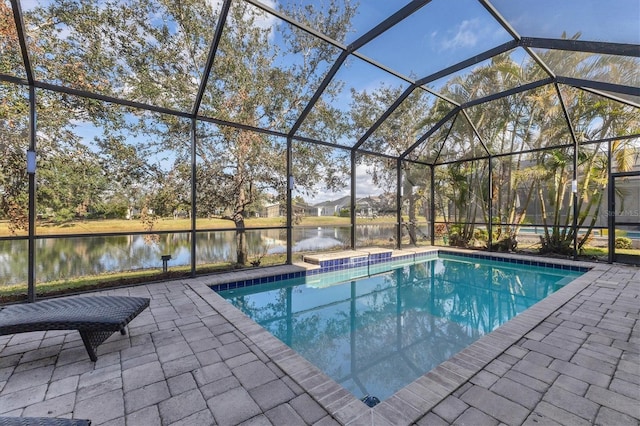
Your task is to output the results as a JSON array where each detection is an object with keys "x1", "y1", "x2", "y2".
[
  {"x1": 579, "y1": 247, "x2": 639, "y2": 256},
  {"x1": 1, "y1": 217, "x2": 276, "y2": 236},
  {"x1": 0, "y1": 215, "x2": 405, "y2": 236}
]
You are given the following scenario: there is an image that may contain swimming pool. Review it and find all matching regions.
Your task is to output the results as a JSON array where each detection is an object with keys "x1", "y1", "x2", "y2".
[{"x1": 220, "y1": 253, "x2": 585, "y2": 404}]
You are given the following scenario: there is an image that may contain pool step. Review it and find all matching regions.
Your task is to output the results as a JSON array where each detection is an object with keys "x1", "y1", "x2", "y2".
[{"x1": 302, "y1": 247, "x2": 438, "y2": 274}]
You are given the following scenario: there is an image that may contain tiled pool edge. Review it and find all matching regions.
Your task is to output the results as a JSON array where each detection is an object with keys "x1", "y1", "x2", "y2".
[
  {"x1": 191, "y1": 250, "x2": 606, "y2": 425},
  {"x1": 206, "y1": 247, "x2": 589, "y2": 293},
  {"x1": 206, "y1": 248, "x2": 440, "y2": 292}
]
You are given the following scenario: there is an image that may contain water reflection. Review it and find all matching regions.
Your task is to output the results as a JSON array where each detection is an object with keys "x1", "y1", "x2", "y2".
[
  {"x1": 0, "y1": 225, "x2": 396, "y2": 285},
  {"x1": 222, "y1": 258, "x2": 581, "y2": 401}
]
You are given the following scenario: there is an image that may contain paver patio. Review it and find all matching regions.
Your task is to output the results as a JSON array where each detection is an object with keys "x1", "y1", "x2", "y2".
[{"x1": 1, "y1": 252, "x2": 638, "y2": 425}]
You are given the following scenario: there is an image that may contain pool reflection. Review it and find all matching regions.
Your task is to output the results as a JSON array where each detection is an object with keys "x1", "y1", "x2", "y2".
[{"x1": 222, "y1": 257, "x2": 580, "y2": 401}]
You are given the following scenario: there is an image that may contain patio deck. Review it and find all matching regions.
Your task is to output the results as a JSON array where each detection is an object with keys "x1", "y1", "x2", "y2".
[{"x1": 1, "y1": 252, "x2": 638, "y2": 425}]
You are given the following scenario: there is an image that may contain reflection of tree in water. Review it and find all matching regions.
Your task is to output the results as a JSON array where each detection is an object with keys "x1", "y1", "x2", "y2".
[
  {"x1": 228, "y1": 288, "x2": 343, "y2": 377},
  {"x1": 35, "y1": 235, "x2": 137, "y2": 281},
  {"x1": 345, "y1": 264, "x2": 480, "y2": 398},
  {"x1": 2, "y1": 226, "x2": 410, "y2": 286},
  {"x1": 0, "y1": 240, "x2": 28, "y2": 285},
  {"x1": 434, "y1": 259, "x2": 558, "y2": 333},
  {"x1": 291, "y1": 314, "x2": 349, "y2": 379},
  {"x1": 338, "y1": 261, "x2": 558, "y2": 398},
  {"x1": 226, "y1": 259, "x2": 572, "y2": 400}
]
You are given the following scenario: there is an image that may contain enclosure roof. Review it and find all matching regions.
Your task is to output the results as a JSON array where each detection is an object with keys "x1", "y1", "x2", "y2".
[{"x1": 3, "y1": 0, "x2": 639, "y2": 163}]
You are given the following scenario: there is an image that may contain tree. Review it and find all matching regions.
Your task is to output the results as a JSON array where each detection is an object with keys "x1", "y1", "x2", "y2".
[
  {"x1": 350, "y1": 85, "x2": 451, "y2": 245},
  {"x1": 192, "y1": 1, "x2": 356, "y2": 264},
  {"x1": 7, "y1": 0, "x2": 358, "y2": 265},
  {"x1": 0, "y1": 82, "x2": 29, "y2": 233},
  {"x1": 537, "y1": 95, "x2": 639, "y2": 255},
  {"x1": 433, "y1": 52, "x2": 543, "y2": 247},
  {"x1": 422, "y1": 44, "x2": 639, "y2": 253},
  {"x1": 1, "y1": 2, "x2": 30, "y2": 234}
]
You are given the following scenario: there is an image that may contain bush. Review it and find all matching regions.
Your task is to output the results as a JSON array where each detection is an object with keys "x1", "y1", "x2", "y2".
[
  {"x1": 473, "y1": 228, "x2": 488, "y2": 242},
  {"x1": 448, "y1": 232, "x2": 467, "y2": 247},
  {"x1": 53, "y1": 208, "x2": 75, "y2": 223},
  {"x1": 538, "y1": 234, "x2": 573, "y2": 255},
  {"x1": 434, "y1": 223, "x2": 447, "y2": 237},
  {"x1": 493, "y1": 236, "x2": 517, "y2": 252},
  {"x1": 615, "y1": 237, "x2": 632, "y2": 249}
]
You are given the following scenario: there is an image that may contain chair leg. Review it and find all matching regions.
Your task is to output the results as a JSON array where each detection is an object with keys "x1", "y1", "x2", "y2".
[{"x1": 79, "y1": 330, "x2": 115, "y2": 362}]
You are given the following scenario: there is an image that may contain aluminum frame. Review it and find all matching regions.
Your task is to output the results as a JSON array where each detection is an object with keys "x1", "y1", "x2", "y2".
[{"x1": 2, "y1": 0, "x2": 639, "y2": 298}]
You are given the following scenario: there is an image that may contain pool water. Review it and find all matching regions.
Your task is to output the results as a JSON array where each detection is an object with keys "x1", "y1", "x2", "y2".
[{"x1": 220, "y1": 254, "x2": 583, "y2": 403}]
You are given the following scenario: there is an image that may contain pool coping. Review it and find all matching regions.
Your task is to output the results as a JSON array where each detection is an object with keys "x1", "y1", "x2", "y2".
[
  {"x1": 190, "y1": 248, "x2": 607, "y2": 425},
  {"x1": 206, "y1": 246, "x2": 588, "y2": 293}
]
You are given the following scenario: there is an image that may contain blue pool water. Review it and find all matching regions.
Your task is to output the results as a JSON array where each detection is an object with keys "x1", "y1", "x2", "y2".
[{"x1": 220, "y1": 254, "x2": 584, "y2": 402}]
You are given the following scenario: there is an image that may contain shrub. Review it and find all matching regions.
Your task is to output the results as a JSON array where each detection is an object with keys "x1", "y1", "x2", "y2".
[
  {"x1": 53, "y1": 208, "x2": 75, "y2": 223},
  {"x1": 493, "y1": 236, "x2": 517, "y2": 252},
  {"x1": 615, "y1": 237, "x2": 632, "y2": 249},
  {"x1": 539, "y1": 234, "x2": 573, "y2": 255},
  {"x1": 448, "y1": 232, "x2": 467, "y2": 247},
  {"x1": 434, "y1": 223, "x2": 447, "y2": 237},
  {"x1": 473, "y1": 228, "x2": 488, "y2": 242}
]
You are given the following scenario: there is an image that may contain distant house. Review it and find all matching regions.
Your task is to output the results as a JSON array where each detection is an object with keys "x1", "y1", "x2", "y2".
[
  {"x1": 307, "y1": 195, "x2": 398, "y2": 217},
  {"x1": 173, "y1": 209, "x2": 189, "y2": 219},
  {"x1": 126, "y1": 206, "x2": 153, "y2": 220},
  {"x1": 292, "y1": 201, "x2": 313, "y2": 217},
  {"x1": 356, "y1": 195, "x2": 398, "y2": 217},
  {"x1": 311, "y1": 196, "x2": 351, "y2": 216},
  {"x1": 262, "y1": 203, "x2": 283, "y2": 218},
  {"x1": 251, "y1": 195, "x2": 397, "y2": 219},
  {"x1": 353, "y1": 197, "x2": 375, "y2": 217}
]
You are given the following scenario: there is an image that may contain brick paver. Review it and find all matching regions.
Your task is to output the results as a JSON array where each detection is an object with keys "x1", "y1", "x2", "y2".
[
  {"x1": 1, "y1": 257, "x2": 638, "y2": 425},
  {"x1": 417, "y1": 261, "x2": 639, "y2": 426}
]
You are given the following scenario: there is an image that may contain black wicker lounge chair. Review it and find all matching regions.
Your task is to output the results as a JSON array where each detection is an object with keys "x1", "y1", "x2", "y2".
[{"x1": 0, "y1": 295, "x2": 150, "y2": 361}]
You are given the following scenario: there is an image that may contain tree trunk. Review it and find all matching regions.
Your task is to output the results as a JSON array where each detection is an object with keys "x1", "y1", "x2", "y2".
[
  {"x1": 235, "y1": 180, "x2": 248, "y2": 266},
  {"x1": 407, "y1": 181, "x2": 417, "y2": 245},
  {"x1": 236, "y1": 221, "x2": 247, "y2": 266}
]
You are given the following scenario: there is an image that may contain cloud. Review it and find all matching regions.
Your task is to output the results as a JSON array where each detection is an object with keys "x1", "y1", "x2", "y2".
[
  {"x1": 437, "y1": 18, "x2": 481, "y2": 51},
  {"x1": 355, "y1": 164, "x2": 384, "y2": 197},
  {"x1": 302, "y1": 164, "x2": 386, "y2": 205}
]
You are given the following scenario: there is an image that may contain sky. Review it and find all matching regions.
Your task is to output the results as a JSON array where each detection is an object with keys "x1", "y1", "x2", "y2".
[
  {"x1": 489, "y1": 0, "x2": 640, "y2": 45},
  {"x1": 299, "y1": 163, "x2": 386, "y2": 205}
]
